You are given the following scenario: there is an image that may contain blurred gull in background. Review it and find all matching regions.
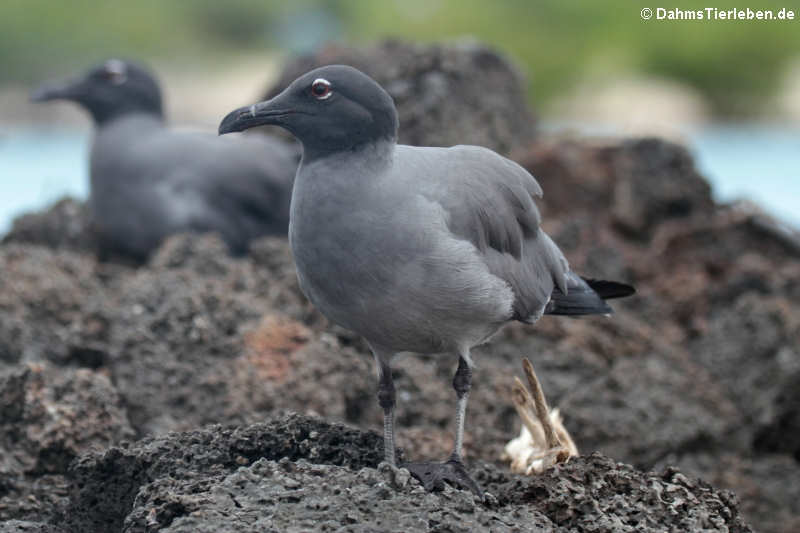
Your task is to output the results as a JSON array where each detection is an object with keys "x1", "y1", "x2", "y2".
[{"x1": 30, "y1": 59, "x2": 298, "y2": 262}]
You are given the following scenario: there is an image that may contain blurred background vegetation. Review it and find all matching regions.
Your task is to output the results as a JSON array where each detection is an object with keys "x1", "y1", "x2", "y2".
[
  {"x1": 2, "y1": 0, "x2": 799, "y2": 118},
  {"x1": 1, "y1": 0, "x2": 797, "y2": 231}
]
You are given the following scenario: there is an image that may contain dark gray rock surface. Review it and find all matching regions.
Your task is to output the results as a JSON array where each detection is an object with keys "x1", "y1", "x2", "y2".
[
  {"x1": 0, "y1": 522, "x2": 65, "y2": 533},
  {"x1": 59, "y1": 415, "x2": 749, "y2": 533},
  {"x1": 0, "y1": 363, "x2": 133, "y2": 524},
  {"x1": 1, "y1": 198, "x2": 93, "y2": 254}
]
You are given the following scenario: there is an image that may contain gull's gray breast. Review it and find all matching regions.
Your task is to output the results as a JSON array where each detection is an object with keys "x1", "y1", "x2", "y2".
[{"x1": 289, "y1": 150, "x2": 515, "y2": 354}]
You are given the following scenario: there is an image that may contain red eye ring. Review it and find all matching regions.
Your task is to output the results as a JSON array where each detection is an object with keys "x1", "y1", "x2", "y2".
[{"x1": 311, "y1": 78, "x2": 332, "y2": 100}]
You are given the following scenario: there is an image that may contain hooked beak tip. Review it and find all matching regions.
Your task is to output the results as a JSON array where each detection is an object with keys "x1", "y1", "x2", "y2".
[
  {"x1": 218, "y1": 108, "x2": 247, "y2": 135},
  {"x1": 218, "y1": 93, "x2": 294, "y2": 136},
  {"x1": 218, "y1": 102, "x2": 287, "y2": 135},
  {"x1": 30, "y1": 88, "x2": 53, "y2": 103}
]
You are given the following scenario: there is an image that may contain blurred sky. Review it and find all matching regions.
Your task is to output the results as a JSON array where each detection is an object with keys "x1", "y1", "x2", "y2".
[{"x1": 0, "y1": 0, "x2": 798, "y2": 230}]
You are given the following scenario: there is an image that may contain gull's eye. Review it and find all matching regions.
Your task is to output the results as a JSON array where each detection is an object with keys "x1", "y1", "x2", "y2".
[
  {"x1": 103, "y1": 70, "x2": 127, "y2": 85},
  {"x1": 310, "y1": 78, "x2": 332, "y2": 100},
  {"x1": 101, "y1": 60, "x2": 127, "y2": 85}
]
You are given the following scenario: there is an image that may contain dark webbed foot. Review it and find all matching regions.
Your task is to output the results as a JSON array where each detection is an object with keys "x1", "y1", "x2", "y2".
[{"x1": 402, "y1": 458, "x2": 484, "y2": 499}]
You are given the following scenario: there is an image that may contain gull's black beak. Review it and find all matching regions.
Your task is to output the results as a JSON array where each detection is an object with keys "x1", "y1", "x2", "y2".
[
  {"x1": 218, "y1": 95, "x2": 294, "y2": 135},
  {"x1": 30, "y1": 78, "x2": 83, "y2": 103}
]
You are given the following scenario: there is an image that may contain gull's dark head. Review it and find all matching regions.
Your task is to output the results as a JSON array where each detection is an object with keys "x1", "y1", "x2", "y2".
[
  {"x1": 219, "y1": 65, "x2": 398, "y2": 160},
  {"x1": 31, "y1": 59, "x2": 163, "y2": 125}
]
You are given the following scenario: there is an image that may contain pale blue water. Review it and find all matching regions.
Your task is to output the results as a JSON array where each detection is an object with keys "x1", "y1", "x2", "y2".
[
  {"x1": 0, "y1": 128, "x2": 88, "y2": 233},
  {"x1": 0, "y1": 125, "x2": 797, "y2": 234},
  {"x1": 687, "y1": 124, "x2": 799, "y2": 229}
]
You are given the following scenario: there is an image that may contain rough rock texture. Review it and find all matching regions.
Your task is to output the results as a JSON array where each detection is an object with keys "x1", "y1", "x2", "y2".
[
  {"x1": 2, "y1": 42, "x2": 799, "y2": 532},
  {"x1": 610, "y1": 138, "x2": 714, "y2": 239},
  {"x1": 494, "y1": 454, "x2": 751, "y2": 533},
  {"x1": 668, "y1": 452, "x2": 800, "y2": 533},
  {"x1": 59, "y1": 415, "x2": 749, "y2": 533},
  {"x1": 0, "y1": 244, "x2": 109, "y2": 366},
  {"x1": 0, "y1": 363, "x2": 133, "y2": 525},
  {"x1": 264, "y1": 40, "x2": 536, "y2": 155},
  {"x1": 0, "y1": 364, "x2": 133, "y2": 475},
  {"x1": 0, "y1": 522, "x2": 65, "y2": 533},
  {"x1": 1, "y1": 198, "x2": 93, "y2": 254},
  {"x1": 66, "y1": 415, "x2": 386, "y2": 533}
]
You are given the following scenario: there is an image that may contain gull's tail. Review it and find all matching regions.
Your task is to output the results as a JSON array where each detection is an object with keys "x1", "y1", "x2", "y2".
[{"x1": 544, "y1": 272, "x2": 635, "y2": 316}]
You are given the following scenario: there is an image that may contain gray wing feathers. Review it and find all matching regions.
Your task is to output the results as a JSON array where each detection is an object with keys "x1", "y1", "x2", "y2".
[
  {"x1": 418, "y1": 145, "x2": 542, "y2": 259},
  {"x1": 484, "y1": 229, "x2": 568, "y2": 321},
  {"x1": 409, "y1": 144, "x2": 567, "y2": 321}
]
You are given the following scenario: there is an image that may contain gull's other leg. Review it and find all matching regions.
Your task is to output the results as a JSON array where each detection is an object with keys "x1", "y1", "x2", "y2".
[
  {"x1": 449, "y1": 353, "x2": 472, "y2": 464},
  {"x1": 371, "y1": 346, "x2": 397, "y2": 465},
  {"x1": 403, "y1": 349, "x2": 484, "y2": 498}
]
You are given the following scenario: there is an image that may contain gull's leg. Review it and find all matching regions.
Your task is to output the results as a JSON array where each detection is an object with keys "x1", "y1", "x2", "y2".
[
  {"x1": 449, "y1": 353, "x2": 472, "y2": 464},
  {"x1": 371, "y1": 347, "x2": 397, "y2": 465},
  {"x1": 402, "y1": 349, "x2": 484, "y2": 498}
]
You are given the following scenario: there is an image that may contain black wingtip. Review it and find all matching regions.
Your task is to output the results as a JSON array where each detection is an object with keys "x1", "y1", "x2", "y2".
[{"x1": 582, "y1": 278, "x2": 636, "y2": 300}]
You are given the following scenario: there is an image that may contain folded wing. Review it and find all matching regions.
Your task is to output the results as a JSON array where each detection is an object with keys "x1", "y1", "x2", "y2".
[{"x1": 405, "y1": 145, "x2": 568, "y2": 322}]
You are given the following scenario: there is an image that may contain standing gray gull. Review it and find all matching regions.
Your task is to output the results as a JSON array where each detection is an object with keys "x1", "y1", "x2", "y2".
[
  {"x1": 32, "y1": 59, "x2": 298, "y2": 262},
  {"x1": 219, "y1": 65, "x2": 635, "y2": 496}
]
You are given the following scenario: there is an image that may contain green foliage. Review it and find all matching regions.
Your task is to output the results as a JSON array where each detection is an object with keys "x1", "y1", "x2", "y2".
[
  {"x1": 343, "y1": 0, "x2": 798, "y2": 116},
  {"x1": 1, "y1": 0, "x2": 797, "y2": 117}
]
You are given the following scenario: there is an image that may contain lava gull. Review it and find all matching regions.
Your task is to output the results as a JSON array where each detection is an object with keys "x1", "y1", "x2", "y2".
[
  {"x1": 219, "y1": 65, "x2": 634, "y2": 495},
  {"x1": 33, "y1": 59, "x2": 298, "y2": 262}
]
